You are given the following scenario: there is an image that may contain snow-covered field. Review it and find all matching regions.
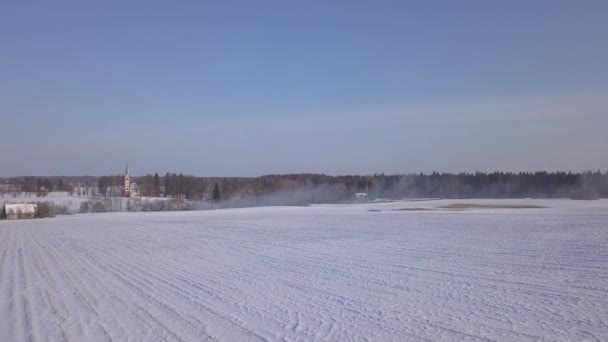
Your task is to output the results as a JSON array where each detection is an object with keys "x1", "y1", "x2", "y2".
[{"x1": 1, "y1": 199, "x2": 607, "y2": 341}]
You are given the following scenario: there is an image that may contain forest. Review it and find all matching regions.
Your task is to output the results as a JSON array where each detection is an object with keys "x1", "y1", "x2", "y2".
[{"x1": 2, "y1": 171, "x2": 607, "y2": 206}]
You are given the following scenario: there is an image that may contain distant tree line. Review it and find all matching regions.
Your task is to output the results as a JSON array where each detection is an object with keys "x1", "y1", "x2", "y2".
[
  {"x1": 2, "y1": 170, "x2": 608, "y2": 204},
  {"x1": 4, "y1": 176, "x2": 75, "y2": 195},
  {"x1": 105, "y1": 170, "x2": 608, "y2": 203}
]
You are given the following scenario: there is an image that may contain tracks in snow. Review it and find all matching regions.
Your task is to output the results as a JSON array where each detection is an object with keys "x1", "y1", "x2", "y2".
[{"x1": 1, "y1": 202, "x2": 608, "y2": 341}]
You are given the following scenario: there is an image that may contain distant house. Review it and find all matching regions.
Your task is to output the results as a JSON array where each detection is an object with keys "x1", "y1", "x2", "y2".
[
  {"x1": 0, "y1": 183, "x2": 19, "y2": 192},
  {"x1": 355, "y1": 193, "x2": 368, "y2": 199},
  {"x1": 37, "y1": 187, "x2": 49, "y2": 197},
  {"x1": 3, "y1": 204, "x2": 37, "y2": 220},
  {"x1": 0, "y1": 183, "x2": 20, "y2": 197}
]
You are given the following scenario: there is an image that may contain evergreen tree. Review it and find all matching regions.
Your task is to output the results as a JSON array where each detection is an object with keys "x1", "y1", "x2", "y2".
[
  {"x1": 154, "y1": 173, "x2": 161, "y2": 197},
  {"x1": 44, "y1": 178, "x2": 53, "y2": 191},
  {"x1": 164, "y1": 172, "x2": 171, "y2": 197},
  {"x1": 212, "y1": 183, "x2": 221, "y2": 202}
]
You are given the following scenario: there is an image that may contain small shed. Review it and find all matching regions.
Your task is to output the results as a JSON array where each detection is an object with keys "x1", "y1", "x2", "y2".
[{"x1": 4, "y1": 204, "x2": 37, "y2": 220}]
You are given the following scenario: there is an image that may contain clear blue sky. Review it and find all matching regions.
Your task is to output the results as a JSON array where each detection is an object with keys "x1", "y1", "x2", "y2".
[{"x1": 1, "y1": 1, "x2": 607, "y2": 176}]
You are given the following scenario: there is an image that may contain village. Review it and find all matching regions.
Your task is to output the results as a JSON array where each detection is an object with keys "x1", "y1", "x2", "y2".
[
  {"x1": 1, "y1": 163, "x2": 378, "y2": 220},
  {"x1": 0, "y1": 164, "x2": 141, "y2": 220}
]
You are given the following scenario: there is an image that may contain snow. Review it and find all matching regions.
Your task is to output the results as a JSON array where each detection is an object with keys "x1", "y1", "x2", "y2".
[{"x1": 1, "y1": 199, "x2": 607, "y2": 341}]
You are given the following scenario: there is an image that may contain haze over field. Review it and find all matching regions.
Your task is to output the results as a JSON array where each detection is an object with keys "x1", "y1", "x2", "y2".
[{"x1": 1, "y1": 1, "x2": 608, "y2": 176}]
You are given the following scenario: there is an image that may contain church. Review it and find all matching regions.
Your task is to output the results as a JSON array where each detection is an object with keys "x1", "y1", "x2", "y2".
[{"x1": 123, "y1": 163, "x2": 135, "y2": 198}]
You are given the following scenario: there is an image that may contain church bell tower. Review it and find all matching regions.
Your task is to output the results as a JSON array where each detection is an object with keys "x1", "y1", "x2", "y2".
[{"x1": 124, "y1": 163, "x2": 131, "y2": 197}]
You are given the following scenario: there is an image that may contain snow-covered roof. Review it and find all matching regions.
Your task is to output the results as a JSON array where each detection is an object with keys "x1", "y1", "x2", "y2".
[{"x1": 4, "y1": 204, "x2": 36, "y2": 214}]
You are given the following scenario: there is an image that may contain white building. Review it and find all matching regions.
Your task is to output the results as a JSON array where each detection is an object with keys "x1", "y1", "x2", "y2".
[
  {"x1": 355, "y1": 192, "x2": 368, "y2": 199},
  {"x1": 4, "y1": 204, "x2": 37, "y2": 220}
]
